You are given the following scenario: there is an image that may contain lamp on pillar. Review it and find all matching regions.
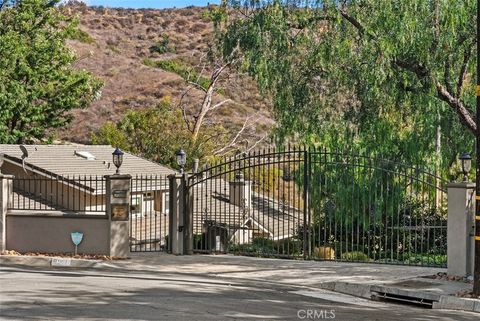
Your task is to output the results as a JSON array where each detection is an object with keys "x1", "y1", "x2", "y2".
[
  {"x1": 460, "y1": 152, "x2": 472, "y2": 182},
  {"x1": 112, "y1": 147, "x2": 124, "y2": 175},
  {"x1": 176, "y1": 149, "x2": 186, "y2": 173}
]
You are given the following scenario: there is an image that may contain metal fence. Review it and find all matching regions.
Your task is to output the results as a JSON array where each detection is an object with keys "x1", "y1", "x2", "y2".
[
  {"x1": 8, "y1": 175, "x2": 106, "y2": 213},
  {"x1": 188, "y1": 147, "x2": 447, "y2": 267},
  {"x1": 129, "y1": 175, "x2": 170, "y2": 252}
]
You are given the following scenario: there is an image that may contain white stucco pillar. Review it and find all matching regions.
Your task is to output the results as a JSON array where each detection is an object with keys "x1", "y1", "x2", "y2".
[
  {"x1": 447, "y1": 182, "x2": 476, "y2": 277},
  {"x1": 105, "y1": 174, "x2": 132, "y2": 258}
]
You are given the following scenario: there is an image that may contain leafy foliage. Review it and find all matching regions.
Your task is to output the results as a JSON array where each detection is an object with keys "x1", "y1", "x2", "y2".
[
  {"x1": 92, "y1": 98, "x2": 229, "y2": 170},
  {"x1": 228, "y1": 236, "x2": 302, "y2": 257},
  {"x1": 217, "y1": 0, "x2": 476, "y2": 178},
  {"x1": 0, "y1": 0, "x2": 102, "y2": 143}
]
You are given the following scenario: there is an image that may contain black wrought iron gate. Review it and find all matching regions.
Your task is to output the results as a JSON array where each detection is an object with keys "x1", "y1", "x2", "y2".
[
  {"x1": 187, "y1": 147, "x2": 447, "y2": 267},
  {"x1": 129, "y1": 175, "x2": 169, "y2": 252}
]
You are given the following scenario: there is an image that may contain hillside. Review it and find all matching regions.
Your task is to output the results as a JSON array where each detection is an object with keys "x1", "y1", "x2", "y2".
[{"x1": 60, "y1": 4, "x2": 274, "y2": 145}]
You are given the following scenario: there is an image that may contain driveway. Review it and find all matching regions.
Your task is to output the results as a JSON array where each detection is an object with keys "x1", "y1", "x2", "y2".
[{"x1": 0, "y1": 258, "x2": 477, "y2": 321}]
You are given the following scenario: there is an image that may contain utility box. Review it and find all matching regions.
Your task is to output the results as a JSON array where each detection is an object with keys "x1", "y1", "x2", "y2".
[
  {"x1": 203, "y1": 220, "x2": 229, "y2": 252},
  {"x1": 229, "y1": 173, "x2": 252, "y2": 209}
]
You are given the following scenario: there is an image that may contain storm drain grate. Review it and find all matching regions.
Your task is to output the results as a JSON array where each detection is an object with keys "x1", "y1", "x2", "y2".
[{"x1": 371, "y1": 291, "x2": 435, "y2": 308}]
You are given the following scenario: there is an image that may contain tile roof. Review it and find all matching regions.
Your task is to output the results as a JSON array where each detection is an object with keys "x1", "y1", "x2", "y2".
[
  {"x1": 0, "y1": 144, "x2": 176, "y2": 178},
  {"x1": 191, "y1": 178, "x2": 303, "y2": 240}
]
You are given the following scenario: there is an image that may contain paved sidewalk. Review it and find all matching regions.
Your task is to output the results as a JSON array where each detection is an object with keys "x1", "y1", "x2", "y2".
[{"x1": 1, "y1": 253, "x2": 478, "y2": 313}]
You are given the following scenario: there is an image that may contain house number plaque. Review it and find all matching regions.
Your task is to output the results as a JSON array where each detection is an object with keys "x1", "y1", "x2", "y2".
[
  {"x1": 111, "y1": 204, "x2": 129, "y2": 221},
  {"x1": 113, "y1": 190, "x2": 127, "y2": 198}
]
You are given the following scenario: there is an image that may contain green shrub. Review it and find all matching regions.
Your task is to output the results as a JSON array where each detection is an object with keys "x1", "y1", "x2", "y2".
[
  {"x1": 341, "y1": 251, "x2": 370, "y2": 262},
  {"x1": 403, "y1": 254, "x2": 447, "y2": 266},
  {"x1": 143, "y1": 58, "x2": 212, "y2": 90},
  {"x1": 68, "y1": 28, "x2": 94, "y2": 44},
  {"x1": 149, "y1": 34, "x2": 173, "y2": 54},
  {"x1": 229, "y1": 237, "x2": 302, "y2": 257}
]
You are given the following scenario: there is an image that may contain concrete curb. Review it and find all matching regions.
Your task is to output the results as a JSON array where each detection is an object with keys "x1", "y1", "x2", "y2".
[
  {"x1": 433, "y1": 295, "x2": 480, "y2": 313},
  {"x1": 0, "y1": 255, "x2": 121, "y2": 269},
  {"x1": 318, "y1": 282, "x2": 372, "y2": 299}
]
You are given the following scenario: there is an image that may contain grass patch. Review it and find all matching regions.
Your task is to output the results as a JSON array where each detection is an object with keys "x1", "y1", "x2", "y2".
[
  {"x1": 107, "y1": 44, "x2": 120, "y2": 54},
  {"x1": 143, "y1": 58, "x2": 213, "y2": 91},
  {"x1": 68, "y1": 28, "x2": 95, "y2": 44}
]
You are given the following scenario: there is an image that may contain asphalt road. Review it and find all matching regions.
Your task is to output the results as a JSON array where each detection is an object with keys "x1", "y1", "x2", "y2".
[{"x1": 0, "y1": 266, "x2": 477, "y2": 321}]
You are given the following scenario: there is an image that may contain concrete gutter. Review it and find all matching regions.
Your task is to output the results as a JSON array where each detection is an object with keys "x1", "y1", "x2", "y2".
[
  {"x1": 0, "y1": 255, "x2": 122, "y2": 269},
  {"x1": 317, "y1": 280, "x2": 479, "y2": 313}
]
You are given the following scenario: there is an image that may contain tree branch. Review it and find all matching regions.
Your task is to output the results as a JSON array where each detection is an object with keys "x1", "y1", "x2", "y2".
[
  {"x1": 436, "y1": 82, "x2": 476, "y2": 133},
  {"x1": 244, "y1": 133, "x2": 268, "y2": 153},
  {"x1": 214, "y1": 115, "x2": 256, "y2": 155},
  {"x1": 210, "y1": 99, "x2": 232, "y2": 111},
  {"x1": 395, "y1": 59, "x2": 429, "y2": 79},
  {"x1": 456, "y1": 39, "x2": 475, "y2": 97},
  {"x1": 338, "y1": 8, "x2": 365, "y2": 36},
  {"x1": 177, "y1": 86, "x2": 195, "y2": 132},
  {"x1": 187, "y1": 81, "x2": 208, "y2": 93}
]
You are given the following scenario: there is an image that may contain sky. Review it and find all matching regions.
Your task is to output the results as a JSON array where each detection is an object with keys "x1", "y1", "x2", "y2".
[{"x1": 84, "y1": 1, "x2": 221, "y2": 9}]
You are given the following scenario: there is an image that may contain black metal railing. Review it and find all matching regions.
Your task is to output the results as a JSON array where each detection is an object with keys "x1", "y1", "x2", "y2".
[
  {"x1": 129, "y1": 175, "x2": 170, "y2": 252},
  {"x1": 8, "y1": 175, "x2": 106, "y2": 213},
  {"x1": 188, "y1": 147, "x2": 447, "y2": 267}
]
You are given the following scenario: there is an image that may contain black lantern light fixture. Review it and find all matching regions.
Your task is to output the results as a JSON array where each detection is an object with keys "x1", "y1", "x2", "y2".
[
  {"x1": 112, "y1": 147, "x2": 124, "y2": 175},
  {"x1": 176, "y1": 149, "x2": 186, "y2": 173},
  {"x1": 459, "y1": 152, "x2": 472, "y2": 182}
]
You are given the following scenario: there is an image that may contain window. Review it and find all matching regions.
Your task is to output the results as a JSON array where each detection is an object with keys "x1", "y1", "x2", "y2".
[
  {"x1": 131, "y1": 195, "x2": 142, "y2": 217},
  {"x1": 143, "y1": 192, "x2": 153, "y2": 201},
  {"x1": 163, "y1": 192, "x2": 170, "y2": 214},
  {"x1": 153, "y1": 191, "x2": 169, "y2": 214}
]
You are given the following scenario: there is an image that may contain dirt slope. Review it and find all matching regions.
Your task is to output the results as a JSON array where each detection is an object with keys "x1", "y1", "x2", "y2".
[{"x1": 60, "y1": 4, "x2": 273, "y2": 144}]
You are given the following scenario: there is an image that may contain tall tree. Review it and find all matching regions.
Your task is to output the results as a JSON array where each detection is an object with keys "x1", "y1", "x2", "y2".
[
  {"x1": 0, "y1": 0, "x2": 102, "y2": 143},
  {"x1": 217, "y1": 0, "x2": 476, "y2": 175},
  {"x1": 92, "y1": 98, "x2": 231, "y2": 170}
]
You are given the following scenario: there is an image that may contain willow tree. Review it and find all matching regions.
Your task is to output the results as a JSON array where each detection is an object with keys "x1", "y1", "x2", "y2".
[
  {"x1": 215, "y1": 0, "x2": 476, "y2": 176},
  {"x1": 0, "y1": 0, "x2": 102, "y2": 143}
]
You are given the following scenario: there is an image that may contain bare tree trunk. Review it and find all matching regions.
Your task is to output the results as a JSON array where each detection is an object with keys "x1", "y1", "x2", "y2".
[{"x1": 190, "y1": 63, "x2": 231, "y2": 142}]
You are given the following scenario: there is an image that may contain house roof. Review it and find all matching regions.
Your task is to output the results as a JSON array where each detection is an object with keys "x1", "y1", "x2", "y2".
[
  {"x1": 192, "y1": 178, "x2": 303, "y2": 240},
  {"x1": 0, "y1": 144, "x2": 176, "y2": 178}
]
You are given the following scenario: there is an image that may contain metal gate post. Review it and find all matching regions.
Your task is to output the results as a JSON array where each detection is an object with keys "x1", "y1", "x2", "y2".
[
  {"x1": 303, "y1": 148, "x2": 311, "y2": 259},
  {"x1": 183, "y1": 173, "x2": 193, "y2": 255},
  {"x1": 168, "y1": 173, "x2": 193, "y2": 255}
]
